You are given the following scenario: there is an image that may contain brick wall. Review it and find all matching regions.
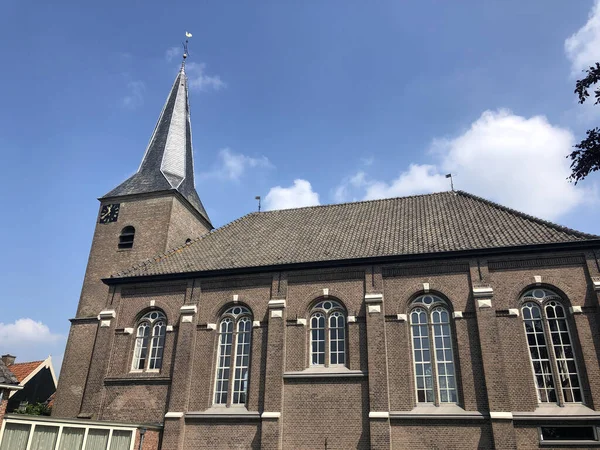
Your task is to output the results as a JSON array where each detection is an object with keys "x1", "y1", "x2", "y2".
[
  {"x1": 57, "y1": 246, "x2": 600, "y2": 449},
  {"x1": 0, "y1": 389, "x2": 8, "y2": 424},
  {"x1": 53, "y1": 193, "x2": 209, "y2": 419}
]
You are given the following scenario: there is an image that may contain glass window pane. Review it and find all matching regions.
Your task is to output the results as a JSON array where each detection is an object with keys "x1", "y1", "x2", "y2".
[
  {"x1": 85, "y1": 429, "x2": 109, "y2": 450},
  {"x1": 109, "y1": 431, "x2": 133, "y2": 450},
  {"x1": 29, "y1": 425, "x2": 59, "y2": 450},
  {"x1": 0, "y1": 423, "x2": 31, "y2": 450},
  {"x1": 58, "y1": 427, "x2": 85, "y2": 450}
]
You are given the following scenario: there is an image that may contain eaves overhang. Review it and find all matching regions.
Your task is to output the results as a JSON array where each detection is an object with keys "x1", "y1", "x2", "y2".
[{"x1": 102, "y1": 239, "x2": 600, "y2": 286}]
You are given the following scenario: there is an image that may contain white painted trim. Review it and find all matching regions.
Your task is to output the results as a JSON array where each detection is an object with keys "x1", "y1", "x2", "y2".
[
  {"x1": 368, "y1": 304, "x2": 381, "y2": 314},
  {"x1": 166, "y1": 325, "x2": 174, "y2": 332},
  {"x1": 180, "y1": 305, "x2": 197, "y2": 314},
  {"x1": 252, "y1": 321, "x2": 261, "y2": 328},
  {"x1": 508, "y1": 309, "x2": 519, "y2": 317},
  {"x1": 123, "y1": 327, "x2": 134, "y2": 335},
  {"x1": 100, "y1": 320, "x2": 111, "y2": 328},
  {"x1": 1, "y1": 416, "x2": 137, "y2": 450},
  {"x1": 206, "y1": 323, "x2": 217, "y2": 330},
  {"x1": 296, "y1": 318, "x2": 307, "y2": 326},
  {"x1": 347, "y1": 315, "x2": 357, "y2": 323},
  {"x1": 181, "y1": 315, "x2": 193, "y2": 323},
  {"x1": 364, "y1": 293, "x2": 383, "y2": 303},
  {"x1": 452, "y1": 311, "x2": 463, "y2": 319},
  {"x1": 268, "y1": 299, "x2": 286, "y2": 309},
  {"x1": 423, "y1": 282, "x2": 430, "y2": 293},
  {"x1": 271, "y1": 310, "x2": 283, "y2": 318},
  {"x1": 261, "y1": 412, "x2": 281, "y2": 419},
  {"x1": 97, "y1": 310, "x2": 116, "y2": 320},
  {"x1": 490, "y1": 412, "x2": 513, "y2": 420},
  {"x1": 11, "y1": 356, "x2": 57, "y2": 396},
  {"x1": 570, "y1": 306, "x2": 583, "y2": 314},
  {"x1": 472, "y1": 286, "x2": 494, "y2": 298},
  {"x1": 397, "y1": 314, "x2": 407, "y2": 322},
  {"x1": 369, "y1": 411, "x2": 390, "y2": 419},
  {"x1": 165, "y1": 411, "x2": 184, "y2": 418},
  {"x1": 477, "y1": 299, "x2": 492, "y2": 309}
]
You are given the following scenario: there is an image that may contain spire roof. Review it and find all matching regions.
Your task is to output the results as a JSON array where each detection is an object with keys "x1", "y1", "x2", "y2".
[{"x1": 103, "y1": 65, "x2": 212, "y2": 227}]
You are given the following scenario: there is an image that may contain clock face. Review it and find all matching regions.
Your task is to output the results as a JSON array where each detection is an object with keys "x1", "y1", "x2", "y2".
[{"x1": 99, "y1": 204, "x2": 120, "y2": 224}]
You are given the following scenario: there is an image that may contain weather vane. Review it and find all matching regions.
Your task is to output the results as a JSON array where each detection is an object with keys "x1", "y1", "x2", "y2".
[{"x1": 182, "y1": 31, "x2": 192, "y2": 67}]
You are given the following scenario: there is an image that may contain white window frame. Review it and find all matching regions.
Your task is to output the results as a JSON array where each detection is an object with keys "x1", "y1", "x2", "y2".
[
  {"x1": 309, "y1": 300, "x2": 347, "y2": 368},
  {"x1": 0, "y1": 417, "x2": 136, "y2": 450},
  {"x1": 213, "y1": 306, "x2": 253, "y2": 407},
  {"x1": 130, "y1": 310, "x2": 167, "y2": 373},
  {"x1": 521, "y1": 288, "x2": 584, "y2": 406},
  {"x1": 409, "y1": 294, "x2": 458, "y2": 405}
]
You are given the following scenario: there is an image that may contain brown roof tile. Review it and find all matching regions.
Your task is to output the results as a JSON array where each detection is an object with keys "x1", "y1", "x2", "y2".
[
  {"x1": 8, "y1": 361, "x2": 43, "y2": 383},
  {"x1": 113, "y1": 191, "x2": 598, "y2": 279}
]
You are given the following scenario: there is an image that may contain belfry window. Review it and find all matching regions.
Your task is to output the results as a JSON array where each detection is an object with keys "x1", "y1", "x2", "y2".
[
  {"x1": 214, "y1": 306, "x2": 253, "y2": 406},
  {"x1": 521, "y1": 288, "x2": 583, "y2": 404},
  {"x1": 118, "y1": 226, "x2": 135, "y2": 249},
  {"x1": 309, "y1": 300, "x2": 346, "y2": 367},
  {"x1": 409, "y1": 294, "x2": 457, "y2": 403},
  {"x1": 131, "y1": 311, "x2": 166, "y2": 372}
]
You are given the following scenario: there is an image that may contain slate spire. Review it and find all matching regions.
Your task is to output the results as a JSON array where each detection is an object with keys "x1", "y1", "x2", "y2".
[{"x1": 103, "y1": 64, "x2": 212, "y2": 227}]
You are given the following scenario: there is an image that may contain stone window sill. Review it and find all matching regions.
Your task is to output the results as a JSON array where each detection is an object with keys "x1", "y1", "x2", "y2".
[
  {"x1": 513, "y1": 404, "x2": 600, "y2": 421},
  {"x1": 186, "y1": 407, "x2": 261, "y2": 420},
  {"x1": 283, "y1": 367, "x2": 367, "y2": 378},
  {"x1": 390, "y1": 405, "x2": 485, "y2": 420}
]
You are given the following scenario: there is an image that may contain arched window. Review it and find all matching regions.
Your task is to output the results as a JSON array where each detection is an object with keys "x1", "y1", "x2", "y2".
[
  {"x1": 118, "y1": 226, "x2": 135, "y2": 249},
  {"x1": 309, "y1": 300, "x2": 346, "y2": 367},
  {"x1": 131, "y1": 310, "x2": 166, "y2": 372},
  {"x1": 214, "y1": 306, "x2": 252, "y2": 405},
  {"x1": 409, "y1": 294, "x2": 457, "y2": 403},
  {"x1": 521, "y1": 288, "x2": 583, "y2": 404}
]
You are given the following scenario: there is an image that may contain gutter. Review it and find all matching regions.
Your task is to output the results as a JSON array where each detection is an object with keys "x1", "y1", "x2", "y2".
[
  {"x1": 0, "y1": 384, "x2": 23, "y2": 390},
  {"x1": 102, "y1": 240, "x2": 600, "y2": 286}
]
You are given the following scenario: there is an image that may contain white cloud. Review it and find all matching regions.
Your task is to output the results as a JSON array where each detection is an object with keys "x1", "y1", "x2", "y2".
[
  {"x1": 335, "y1": 110, "x2": 586, "y2": 221},
  {"x1": 122, "y1": 80, "x2": 145, "y2": 109},
  {"x1": 165, "y1": 46, "x2": 181, "y2": 62},
  {"x1": 201, "y1": 148, "x2": 273, "y2": 181},
  {"x1": 0, "y1": 319, "x2": 65, "y2": 370},
  {"x1": 185, "y1": 62, "x2": 226, "y2": 92},
  {"x1": 565, "y1": 0, "x2": 600, "y2": 74},
  {"x1": 264, "y1": 179, "x2": 320, "y2": 210}
]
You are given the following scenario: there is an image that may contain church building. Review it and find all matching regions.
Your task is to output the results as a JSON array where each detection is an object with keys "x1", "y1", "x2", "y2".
[{"x1": 5, "y1": 60, "x2": 600, "y2": 449}]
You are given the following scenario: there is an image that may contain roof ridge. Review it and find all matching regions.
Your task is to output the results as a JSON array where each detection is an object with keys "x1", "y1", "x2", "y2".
[
  {"x1": 258, "y1": 190, "x2": 453, "y2": 214},
  {"x1": 9, "y1": 360, "x2": 44, "y2": 366},
  {"x1": 455, "y1": 190, "x2": 599, "y2": 239},
  {"x1": 113, "y1": 211, "x2": 259, "y2": 278}
]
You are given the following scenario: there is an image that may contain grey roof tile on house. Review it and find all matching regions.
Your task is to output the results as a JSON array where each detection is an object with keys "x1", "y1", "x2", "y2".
[
  {"x1": 113, "y1": 190, "x2": 598, "y2": 279},
  {"x1": 102, "y1": 66, "x2": 211, "y2": 226},
  {"x1": 0, "y1": 359, "x2": 18, "y2": 386}
]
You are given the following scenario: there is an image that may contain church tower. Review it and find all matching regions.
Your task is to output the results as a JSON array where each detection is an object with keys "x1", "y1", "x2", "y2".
[{"x1": 53, "y1": 64, "x2": 212, "y2": 418}]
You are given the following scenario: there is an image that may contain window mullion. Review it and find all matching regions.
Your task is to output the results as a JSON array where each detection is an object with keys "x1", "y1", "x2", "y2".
[
  {"x1": 324, "y1": 314, "x2": 330, "y2": 367},
  {"x1": 543, "y1": 308, "x2": 565, "y2": 406},
  {"x1": 227, "y1": 325, "x2": 237, "y2": 407},
  {"x1": 429, "y1": 318, "x2": 440, "y2": 406}
]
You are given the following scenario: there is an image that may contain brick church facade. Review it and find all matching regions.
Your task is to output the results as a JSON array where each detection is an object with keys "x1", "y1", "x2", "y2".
[{"x1": 44, "y1": 63, "x2": 600, "y2": 449}]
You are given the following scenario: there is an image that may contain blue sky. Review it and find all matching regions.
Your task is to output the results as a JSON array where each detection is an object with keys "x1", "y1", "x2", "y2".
[{"x1": 1, "y1": 0, "x2": 600, "y2": 372}]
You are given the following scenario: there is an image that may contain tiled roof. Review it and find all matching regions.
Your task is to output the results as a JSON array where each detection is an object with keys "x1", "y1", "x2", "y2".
[
  {"x1": 0, "y1": 360, "x2": 18, "y2": 386},
  {"x1": 102, "y1": 67, "x2": 211, "y2": 226},
  {"x1": 113, "y1": 191, "x2": 598, "y2": 279},
  {"x1": 8, "y1": 361, "x2": 43, "y2": 383}
]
